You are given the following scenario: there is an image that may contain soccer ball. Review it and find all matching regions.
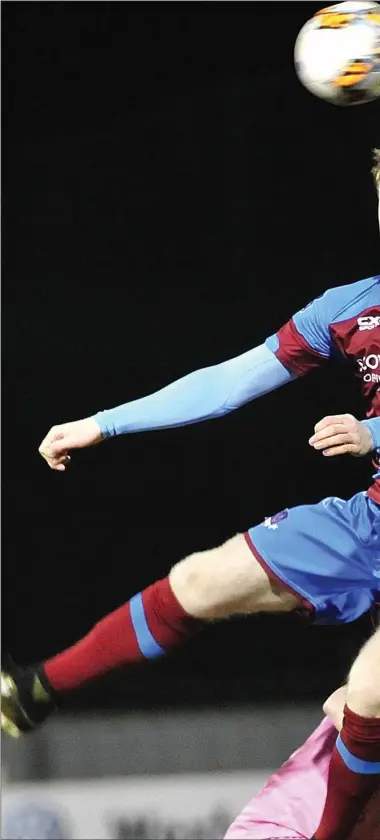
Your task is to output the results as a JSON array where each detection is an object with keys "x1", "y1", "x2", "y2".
[{"x1": 294, "y1": 1, "x2": 380, "y2": 105}]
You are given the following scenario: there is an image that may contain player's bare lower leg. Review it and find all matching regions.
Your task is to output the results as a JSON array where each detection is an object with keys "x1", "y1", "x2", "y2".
[
  {"x1": 314, "y1": 627, "x2": 380, "y2": 840},
  {"x1": 1, "y1": 533, "x2": 299, "y2": 736}
]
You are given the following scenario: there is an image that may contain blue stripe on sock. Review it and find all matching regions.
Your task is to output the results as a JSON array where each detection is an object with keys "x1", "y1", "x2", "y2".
[
  {"x1": 336, "y1": 734, "x2": 380, "y2": 775},
  {"x1": 130, "y1": 593, "x2": 165, "y2": 659}
]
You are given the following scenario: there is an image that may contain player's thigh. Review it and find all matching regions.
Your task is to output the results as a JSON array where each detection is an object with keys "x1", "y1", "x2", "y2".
[
  {"x1": 346, "y1": 626, "x2": 380, "y2": 717},
  {"x1": 169, "y1": 533, "x2": 299, "y2": 619}
]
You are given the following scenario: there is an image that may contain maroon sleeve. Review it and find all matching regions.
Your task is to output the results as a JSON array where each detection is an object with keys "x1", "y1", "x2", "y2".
[{"x1": 273, "y1": 320, "x2": 330, "y2": 377}]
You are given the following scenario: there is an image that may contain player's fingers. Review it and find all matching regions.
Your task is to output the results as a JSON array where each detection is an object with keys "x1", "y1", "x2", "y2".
[
  {"x1": 313, "y1": 414, "x2": 353, "y2": 434},
  {"x1": 309, "y1": 424, "x2": 348, "y2": 445},
  {"x1": 313, "y1": 433, "x2": 358, "y2": 451},
  {"x1": 39, "y1": 429, "x2": 61, "y2": 449},
  {"x1": 39, "y1": 440, "x2": 70, "y2": 465},
  {"x1": 40, "y1": 450, "x2": 70, "y2": 470},
  {"x1": 59, "y1": 455, "x2": 71, "y2": 467},
  {"x1": 39, "y1": 450, "x2": 53, "y2": 466},
  {"x1": 52, "y1": 454, "x2": 71, "y2": 468},
  {"x1": 322, "y1": 443, "x2": 357, "y2": 457},
  {"x1": 39, "y1": 448, "x2": 59, "y2": 466},
  {"x1": 49, "y1": 439, "x2": 70, "y2": 456},
  {"x1": 39, "y1": 444, "x2": 59, "y2": 460},
  {"x1": 313, "y1": 415, "x2": 342, "y2": 433},
  {"x1": 38, "y1": 426, "x2": 67, "y2": 454},
  {"x1": 42, "y1": 456, "x2": 59, "y2": 470}
]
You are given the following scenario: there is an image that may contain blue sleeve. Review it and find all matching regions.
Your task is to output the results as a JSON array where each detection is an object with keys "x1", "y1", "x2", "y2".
[
  {"x1": 362, "y1": 417, "x2": 380, "y2": 450},
  {"x1": 289, "y1": 278, "x2": 379, "y2": 359},
  {"x1": 93, "y1": 344, "x2": 296, "y2": 437},
  {"x1": 290, "y1": 290, "x2": 339, "y2": 358}
]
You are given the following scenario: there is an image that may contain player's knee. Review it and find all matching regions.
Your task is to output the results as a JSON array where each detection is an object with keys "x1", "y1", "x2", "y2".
[
  {"x1": 169, "y1": 538, "x2": 248, "y2": 619},
  {"x1": 169, "y1": 533, "x2": 297, "y2": 620},
  {"x1": 323, "y1": 685, "x2": 347, "y2": 730},
  {"x1": 346, "y1": 630, "x2": 380, "y2": 717},
  {"x1": 169, "y1": 551, "x2": 209, "y2": 617},
  {"x1": 169, "y1": 535, "x2": 260, "y2": 619}
]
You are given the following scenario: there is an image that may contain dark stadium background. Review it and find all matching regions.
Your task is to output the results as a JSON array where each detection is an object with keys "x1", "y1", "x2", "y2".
[{"x1": 2, "y1": 1, "x2": 379, "y2": 713}]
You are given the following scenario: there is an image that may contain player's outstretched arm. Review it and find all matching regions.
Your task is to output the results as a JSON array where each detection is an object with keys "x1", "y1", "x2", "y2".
[
  {"x1": 309, "y1": 414, "x2": 379, "y2": 458},
  {"x1": 38, "y1": 344, "x2": 296, "y2": 470}
]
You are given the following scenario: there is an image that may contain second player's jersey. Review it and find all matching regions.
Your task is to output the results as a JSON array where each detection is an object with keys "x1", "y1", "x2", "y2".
[{"x1": 265, "y1": 276, "x2": 380, "y2": 504}]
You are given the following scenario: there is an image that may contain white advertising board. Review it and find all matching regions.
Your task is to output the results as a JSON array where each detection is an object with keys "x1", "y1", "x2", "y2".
[{"x1": 2, "y1": 770, "x2": 270, "y2": 840}]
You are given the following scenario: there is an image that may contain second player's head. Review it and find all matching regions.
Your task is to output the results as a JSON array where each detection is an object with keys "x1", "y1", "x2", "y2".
[{"x1": 372, "y1": 148, "x2": 380, "y2": 230}]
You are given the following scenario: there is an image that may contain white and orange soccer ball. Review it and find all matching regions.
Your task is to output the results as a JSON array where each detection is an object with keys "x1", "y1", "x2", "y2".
[{"x1": 294, "y1": 1, "x2": 380, "y2": 105}]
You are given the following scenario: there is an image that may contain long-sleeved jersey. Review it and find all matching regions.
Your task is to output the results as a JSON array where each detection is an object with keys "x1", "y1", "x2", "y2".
[
  {"x1": 94, "y1": 275, "x2": 380, "y2": 501},
  {"x1": 266, "y1": 275, "x2": 380, "y2": 503}
]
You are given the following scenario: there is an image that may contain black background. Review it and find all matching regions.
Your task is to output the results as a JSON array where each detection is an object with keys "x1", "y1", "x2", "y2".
[{"x1": 2, "y1": 2, "x2": 379, "y2": 711}]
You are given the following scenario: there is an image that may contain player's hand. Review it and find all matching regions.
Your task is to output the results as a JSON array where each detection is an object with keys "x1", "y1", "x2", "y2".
[
  {"x1": 309, "y1": 414, "x2": 374, "y2": 458},
  {"x1": 38, "y1": 417, "x2": 103, "y2": 471}
]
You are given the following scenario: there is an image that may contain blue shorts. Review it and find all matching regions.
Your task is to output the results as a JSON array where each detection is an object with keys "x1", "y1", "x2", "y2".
[{"x1": 246, "y1": 491, "x2": 380, "y2": 625}]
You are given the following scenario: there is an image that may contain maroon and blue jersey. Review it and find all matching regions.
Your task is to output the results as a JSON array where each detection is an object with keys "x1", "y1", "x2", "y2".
[
  {"x1": 93, "y1": 273, "x2": 380, "y2": 625},
  {"x1": 93, "y1": 273, "x2": 380, "y2": 624},
  {"x1": 265, "y1": 276, "x2": 380, "y2": 504}
]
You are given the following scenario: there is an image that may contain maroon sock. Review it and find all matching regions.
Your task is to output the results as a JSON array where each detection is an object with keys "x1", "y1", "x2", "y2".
[
  {"x1": 43, "y1": 577, "x2": 199, "y2": 692},
  {"x1": 315, "y1": 705, "x2": 380, "y2": 840}
]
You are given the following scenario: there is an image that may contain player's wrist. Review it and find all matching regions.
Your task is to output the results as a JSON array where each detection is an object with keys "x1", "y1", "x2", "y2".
[
  {"x1": 361, "y1": 419, "x2": 380, "y2": 452},
  {"x1": 91, "y1": 411, "x2": 112, "y2": 439}
]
